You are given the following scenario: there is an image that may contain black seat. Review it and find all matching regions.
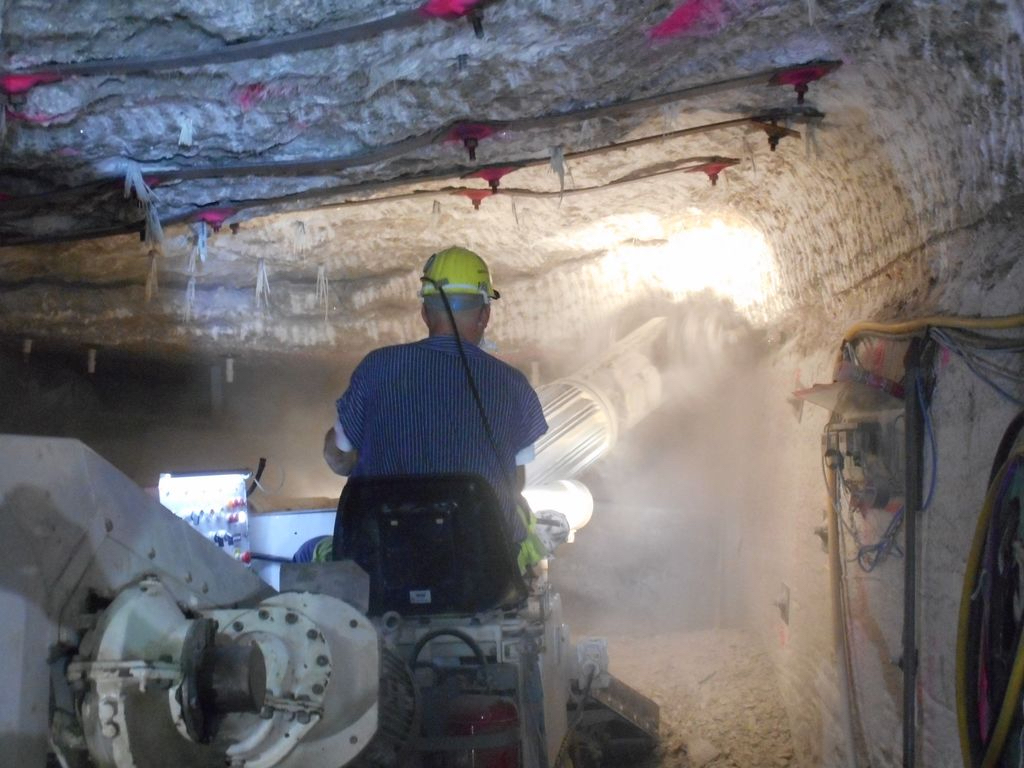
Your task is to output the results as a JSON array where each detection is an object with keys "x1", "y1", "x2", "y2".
[{"x1": 333, "y1": 474, "x2": 527, "y2": 616}]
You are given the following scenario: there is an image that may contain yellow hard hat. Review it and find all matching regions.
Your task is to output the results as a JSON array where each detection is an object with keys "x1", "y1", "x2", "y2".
[{"x1": 420, "y1": 246, "x2": 500, "y2": 302}]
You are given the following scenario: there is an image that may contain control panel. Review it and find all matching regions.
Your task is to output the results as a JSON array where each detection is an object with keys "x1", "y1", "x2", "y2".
[{"x1": 158, "y1": 471, "x2": 251, "y2": 562}]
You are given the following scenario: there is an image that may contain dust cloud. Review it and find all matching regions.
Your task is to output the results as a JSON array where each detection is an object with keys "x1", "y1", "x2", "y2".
[
  {"x1": 549, "y1": 295, "x2": 765, "y2": 634},
  {"x1": 544, "y1": 296, "x2": 798, "y2": 768}
]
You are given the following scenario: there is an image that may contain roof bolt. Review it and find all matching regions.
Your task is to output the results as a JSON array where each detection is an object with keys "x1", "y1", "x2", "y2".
[
  {"x1": 306, "y1": 629, "x2": 318, "y2": 640},
  {"x1": 312, "y1": 683, "x2": 325, "y2": 695},
  {"x1": 258, "y1": 609, "x2": 270, "y2": 620},
  {"x1": 232, "y1": 621, "x2": 244, "y2": 632},
  {"x1": 285, "y1": 613, "x2": 298, "y2": 625},
  {"x1": 468, "y1": 8, "x2": 484, "y2": 38},
  {"x1": 316, "y1": 655, "x2": 329, "y2": 667},
  {"x1": 296, "y1": 710, "x2": 311, "y2": 724}
]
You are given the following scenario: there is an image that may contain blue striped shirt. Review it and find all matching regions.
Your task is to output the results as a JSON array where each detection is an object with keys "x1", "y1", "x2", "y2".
[{"x1": 336, "y1": 335, "x2": 548, "y2": 542}]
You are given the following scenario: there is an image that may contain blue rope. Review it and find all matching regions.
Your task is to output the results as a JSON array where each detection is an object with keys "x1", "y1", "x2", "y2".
[{"x1": 855, "y1": 375, "x2": 937, "y2": 572}]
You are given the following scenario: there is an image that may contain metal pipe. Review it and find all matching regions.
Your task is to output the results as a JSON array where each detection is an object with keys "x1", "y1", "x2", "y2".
[
  {"x1": 902, "y1": 338, "x2": 925, "y2": 768},
  {"x1": 198, "y1": 644, "x2": 267, "y2": 715},
  {"x1": 527, "y1": 319, "x2": 666, "y2": 485},
  {"x1": 825, "y1": 450, "x2": 859, "y2": 768}
]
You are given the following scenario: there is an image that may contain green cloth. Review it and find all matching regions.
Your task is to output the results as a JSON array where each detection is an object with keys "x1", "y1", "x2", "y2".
[
  {"x1": 312, "y1": 536, "x2": 334, "y2": 563},
  {"x1": 516, "y1": 503, "x2": 548, "y2": 574}
]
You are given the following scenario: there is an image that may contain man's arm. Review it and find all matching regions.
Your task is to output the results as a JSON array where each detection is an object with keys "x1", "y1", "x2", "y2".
[{"x1": 323, "y1": 427, "x2": 358, "y2": 476}]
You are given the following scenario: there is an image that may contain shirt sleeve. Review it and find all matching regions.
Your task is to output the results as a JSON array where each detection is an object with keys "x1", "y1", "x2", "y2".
[
  {"x1": 336, "y1": 357, "x2": 371, "y2": 450},
  {"x1": 333, "y1": 416, "x2": 354, "y2": 452},
  {"x1": 515, "y1": 444, "x2": 535, "y2": 465},
  {"x1": 515, "y1": 374, "x2": 548, "y2": 453}
]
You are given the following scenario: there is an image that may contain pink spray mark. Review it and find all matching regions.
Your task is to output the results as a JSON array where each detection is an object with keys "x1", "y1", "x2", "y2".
[
  {"x1": 452, "y1": 188, "x2": 493, "y2": 210},
  {"x1": 0, "y1": 72, "x2": 61, "y2": 96},
  {"x1": 465, "y1": 166, "x2": 519, "y2": 191},
  {"x1": 769, "y1": 61, "x2": 841, "y2": 103},
  {"x1": 419, "y1": 0, "x2": 482, "y2": 19},
  {"x1": 870, "y1": 341, "x2": 885, "y2": 372},
  {"x1": 4, "y1": 106, "x2": 77, "y2": 125},
  {"x1": 235, "y1": 83, "x2": 268, "y2": 111},
  {"x1": 446, "y1": 122, "x2": 497, "y2": 161},
  {"x1": 648, "y1": 0, "x2": 727, "y2": 40},
  {"x1": 194, "y1": 208, "x2": 237, "y2": 231},
  {"x1": 446, "y1": 122, "x2": 495, "y2": 143},
  {"x1": 939, "y1": 346, "x2": 952, "y2": 370},
  {"x1": 685, "y1": 158, "x2": 738, "y2": 186}
]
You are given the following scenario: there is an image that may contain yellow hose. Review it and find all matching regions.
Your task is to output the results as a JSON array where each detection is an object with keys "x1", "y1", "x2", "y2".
[
  {"x1": 843, "y1": 314, "x2": 1024, "y2": 344},
  {"x1": 836, "y1": 312, "x2": 1024, "y2": 764},
  {"x1": 957, "y1": 452, "x2": 1024, "y2": 768}
]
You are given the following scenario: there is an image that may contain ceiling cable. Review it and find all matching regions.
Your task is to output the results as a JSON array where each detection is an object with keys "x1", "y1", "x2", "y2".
[
  {"x1": 0, "y1": 2, "x2": 491, "y2": 80},
  {"x1": 0, "y1": 62, "x2": 836, "y2": 196}
]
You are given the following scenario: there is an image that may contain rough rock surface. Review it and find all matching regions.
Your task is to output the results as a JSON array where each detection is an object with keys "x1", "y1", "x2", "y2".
[
  {"x1": 2, "y1": 2, "x2": 1021, "y2": 363},
  {"x1": 607, "y1": 630, "x2": 796, "y2": 768}
]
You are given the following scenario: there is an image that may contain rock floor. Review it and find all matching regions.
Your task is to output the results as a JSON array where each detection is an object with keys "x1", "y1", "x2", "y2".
[{"x1": 601, "y1": 629, "x2": 796, "y2": 768}]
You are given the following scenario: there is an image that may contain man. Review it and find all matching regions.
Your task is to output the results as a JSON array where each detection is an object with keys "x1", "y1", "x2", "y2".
[{"x1": 321, "y1": 246, "x2": 548, "y2": 560}]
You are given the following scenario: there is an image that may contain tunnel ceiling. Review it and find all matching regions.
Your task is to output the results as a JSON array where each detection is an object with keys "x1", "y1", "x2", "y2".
[{"x1": 0, "y1": 1, "x2": 1020, "y2": 365}]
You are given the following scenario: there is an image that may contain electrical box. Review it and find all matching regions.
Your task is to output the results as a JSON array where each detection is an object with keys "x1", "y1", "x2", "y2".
[
  {"x1": 158, "y1": 471, "x2": 251, "y2": 562},
  {"x1": 825, "y1": 417, "x2": 905, "y2": 511}
]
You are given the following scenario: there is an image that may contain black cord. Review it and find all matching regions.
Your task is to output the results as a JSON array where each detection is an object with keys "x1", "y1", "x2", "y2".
[
  {"x1": 428, "y1": 280, "x2": 518, "y2": 498},
  {"x1": 247, "y1": 457, "x2": 267, "y2": 495},
  {"x1": 410, "y1": 627, "x2": 492, "y2": 691},
  {"x1": 988, "y1": 409, "x2": 1024, "y2": 486}
]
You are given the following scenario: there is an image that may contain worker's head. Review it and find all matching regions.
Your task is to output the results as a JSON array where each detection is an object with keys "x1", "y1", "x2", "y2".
[{"x1": 419, "y1": 246, "x2": 499, "y2": 344}]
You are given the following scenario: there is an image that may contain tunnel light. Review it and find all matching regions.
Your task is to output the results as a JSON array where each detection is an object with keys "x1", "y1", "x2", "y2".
[
  {"x1": 566, "y1": 213, "x2": 666, "y2": 251},
  {"x1": 522, "y1": 480, "x2": 594, "y2": 542},
  {"x1": 552, "y1": 212, "x2": 778, "y2": 318},
  {"x1": 612, "y1": 218, "x2": 778, "y2": 315}
]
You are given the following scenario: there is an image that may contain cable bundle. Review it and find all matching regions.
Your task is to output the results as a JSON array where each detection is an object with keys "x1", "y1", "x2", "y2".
[{"x1": 930, "y1": 327, "x2": 1024, "y2": 406}]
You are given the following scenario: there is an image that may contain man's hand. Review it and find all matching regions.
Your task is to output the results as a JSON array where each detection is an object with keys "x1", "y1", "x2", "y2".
[{"x1": 323, "y1": 428, "x2": 357, "y2": 476}]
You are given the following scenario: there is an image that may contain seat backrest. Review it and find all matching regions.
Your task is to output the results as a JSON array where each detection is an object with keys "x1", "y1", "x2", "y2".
[{"x1": 333, "y1": 474, "x2": 527, "y2": 616}]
